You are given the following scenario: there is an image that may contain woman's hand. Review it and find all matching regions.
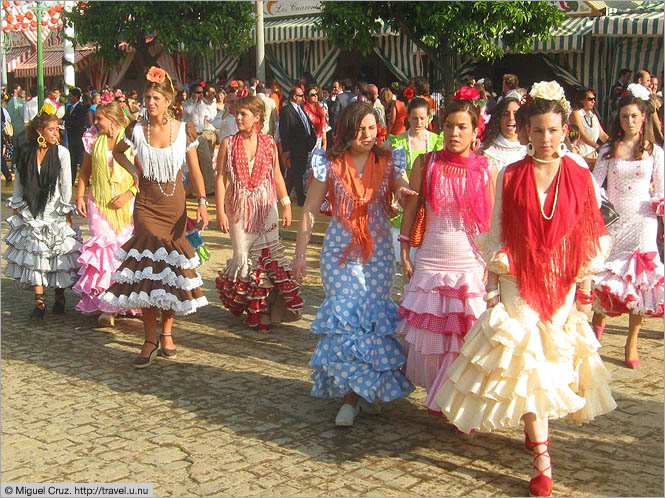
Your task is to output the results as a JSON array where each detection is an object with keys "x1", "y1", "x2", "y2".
[
  {"x1": 76, "y1": 197, "x2": 87, "y2": 218},
  {"x1": 12, "y1": 208, "x2": 21, "y2": 219},
  {"x1": 395, "y1": 185, "x2": 418, "y2": 207},
  {"x1": 65, "y1": 212, "x2": 73, "y2": 227},
  {"x1": 293, "y1": 255, "x2": 306, "y2": 283},
  {"x1": 197, "y1": 204, "x2": 209, "y2": 231},
  {"x1": 217, "y1": 210, "x2": 229, "y2": 233},
  {"x1": 576, "y1": 300, "x2": 592, "y2": 314},
  {"x1": 109, "y1": 191, "x2": 134, "y2": 210},
  {"x1": 282, "y1": 204, "x2": 292, "y2": 227}
]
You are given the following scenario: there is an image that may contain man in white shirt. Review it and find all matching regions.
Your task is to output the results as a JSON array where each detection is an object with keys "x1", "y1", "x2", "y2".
[
  {"x1": 182, "y1": 83, "x2": 218, "y2": 195},
  {"x1": 23, "y1": 85, "x2": 39, "y2": 126},
  {"x1": 213, "y1": 92, "x2": 238, "y2": 144},
  {"x1": 256, "y1": 83, "x2": 277, "y2": 137},
  {"x1": 367, "y1": 84, "x2": 386, "y2": 128}
]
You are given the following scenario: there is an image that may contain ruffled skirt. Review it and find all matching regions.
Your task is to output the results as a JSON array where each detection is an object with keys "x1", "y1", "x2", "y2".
[
  {"x1": 310, "y1": 219, "x2": 414, "y2": 401},
  {"x1": 3, "y1": 207, "x2": 81, "y2": 288},
  {"x1": 396, "y1": 268, "x2": 485, "y2": 412},
  {"x1": 73, "y1": 195, "x2": 140, "y2": 315},
  {"x1": 100, "y1": 174, "x2": 207, "y2": 315},
  {"x1": 434, "y1": 278, "x2": 616, "y2": 434},
  {"x1": 593, "y1": 249, "x2": 664, "y2": 317},
  {"x1": 215, "y1": 228, "x2": 303, "y2": 327}
]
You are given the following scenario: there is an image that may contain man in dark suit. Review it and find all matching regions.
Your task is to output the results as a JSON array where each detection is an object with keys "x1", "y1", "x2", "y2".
[
  {"x1": 329, "y1": 78, "x2": 354, "y2": 132},
  {"x1": 279, "y1": 86, "x2": 316, "y2": 206},
  {"x1": 64, "y1": 87, "x2": 89, "y2": 182}
]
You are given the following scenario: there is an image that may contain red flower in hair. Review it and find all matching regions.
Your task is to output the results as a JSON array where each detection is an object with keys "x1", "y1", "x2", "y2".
[
  {"x1": 200, "y1": 81, "x2": 206, "y2": 88},
  {"x1": 520, "y1": 93, "x2": 533, "y2": 108},
  {"x1": 146, "y1": 66, "x2": 166, "y2": 84},
  {"x1": 452, "y1": 86, "x2": 480, "y2": 102},
  {"x1": 236, "y1": 87, "x2": 249, "y2": 98},
  {"x1": 229, "y1": 80, "x2": 239, "y2": 88},
  {"x1": 376, "y1": 124, "x2": 387, "y2": 145},
  {"x1": 620, "y1": 90, "x2": 628, "y2": 98},
  {"x1": 403, "y1": 87, "x2": 415, "y2": 100}
]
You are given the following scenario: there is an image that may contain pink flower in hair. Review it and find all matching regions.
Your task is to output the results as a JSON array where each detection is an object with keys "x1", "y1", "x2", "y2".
[
  {"x1": 146, "y1": 66, "x2": 166, "y2": 84},
  {"x1": 100, "y1": 91, "x2": 114, "y2": 106}
]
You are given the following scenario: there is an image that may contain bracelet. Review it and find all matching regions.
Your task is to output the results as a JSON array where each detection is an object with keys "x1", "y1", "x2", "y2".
[
  {"x1": 76, "y1": 195, "x2": 85, "y2": 200},
  {"x1": 397, "y1": 234, "x2": 410, "y2": 244},
  {"x1": 485, "y1": 284, "x2": 498, "y2": 292},
  {"x1": 575, "y1": 288, "x2": 594, "y2": 304},
  {"x1": 483, "y1": 289, "x2": 500, "y2": 302},
  {"x1": 128, "y1": 186, "x2": 138, "y2": 196},
  {"x1": 294, "y1": 253, "x2": 306, "y2": 259},
  {"x1": 280, "y1": 196, "x2": 291, "y2": 206}
]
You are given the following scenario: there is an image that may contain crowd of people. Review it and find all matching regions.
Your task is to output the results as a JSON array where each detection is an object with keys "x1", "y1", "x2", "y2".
[{"x1": 1, "y1": 63, "x2": 663, "y2": 497}]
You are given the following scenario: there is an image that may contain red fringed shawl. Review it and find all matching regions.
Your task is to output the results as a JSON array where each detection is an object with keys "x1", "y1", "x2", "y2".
[
  {"x1": 227, "y1": 132, "x2": 276, "y2": 233},
  {"x1": 501, "y1": 156, "x2": 606, "y2": 322},
  {"x1": 328, "y1": 150, "x2": 394, "y2": 264}
]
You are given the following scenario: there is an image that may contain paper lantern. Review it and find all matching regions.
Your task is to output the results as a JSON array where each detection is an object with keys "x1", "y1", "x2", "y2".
[
  {"x1": 54, "y1": 3, "x2": 62, "y2": 11},
  {"x1": 13, "y1": 0, "x2": 22, "y2": 5},
  {"x1": 41, "y1": 19, "x2": 47, "y2": 25},
  {"x1": 30, "y1": 20, "x2": 36, "y2": 28},
  {"x1": 2, "y1": 1, "x2": 10, "y2": 8},
  {"x1": 6, "y1": 14, "x2": 14, "y2": 23},
  {"x1": 16, "y1": 13, "x2": 23, "y2": 21},
  {"x1": 25, "y1": 9, "x2": 33, "y2": 19},
  {"x1": 50, "y1": 17, "x2": 57, "y2": 24}
]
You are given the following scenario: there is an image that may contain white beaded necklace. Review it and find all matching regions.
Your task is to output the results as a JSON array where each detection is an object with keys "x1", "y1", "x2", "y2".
[
  {"x1": 407, "y1": 128, "x2": 430, "y2": 167},
  {"x1": 146, "y1": 118, "x2": 176, "y2": 197},
  {"x1": 538, "y1": 164, "x2": 562, "y2": 221}
]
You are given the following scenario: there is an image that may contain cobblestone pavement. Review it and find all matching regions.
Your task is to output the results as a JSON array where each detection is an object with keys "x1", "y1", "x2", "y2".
[{"x1": 2, "y1": 199, "x2": 663, "y2": 497}]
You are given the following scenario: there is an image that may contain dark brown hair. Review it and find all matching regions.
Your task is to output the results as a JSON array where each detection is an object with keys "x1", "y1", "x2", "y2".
[
  {"x1": 236, "y1": 95, "x2": 265, "y2": 130},
  {"x1": 442, "y1": 99, "x2": 480, "y2": 130},
  {"x1": 406, "y1": 96, "x2": 430, "y2": 116},
  {"x1": 26, "y1": 112, "x2": 60, "y2": 144},
  {"x1": 482, "y1": 97, "x2": 521, "y2": 146},
  {"x1": 526, "y1": 98, "x2": 566, "y2": 125},
  {"x1": 327, "y1": 101, "x2": 390, "y2": 161},
  {"x1": 603, "y1": 94, "x2": 654, "y2": 160}
]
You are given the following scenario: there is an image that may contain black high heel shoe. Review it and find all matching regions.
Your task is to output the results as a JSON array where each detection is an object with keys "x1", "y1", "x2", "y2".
[
  {"x1": 159, "y1": 333, "x2": 177, "y2": 359},
  {"x1": 31, "y1": 294, "x2": 46, "y2": 319},
  {"x1": 134, "y1": 340, "x2": 160, "y2": 369},
  {"x1": 53, "y1": 289, "x2": 65, "y2": 314}
]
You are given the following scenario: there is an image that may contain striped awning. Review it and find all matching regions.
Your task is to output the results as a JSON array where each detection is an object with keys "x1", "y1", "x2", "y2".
[
  {"x1": 497, "y1": 17, "x2": 592, "y2": 53},
  {"x1": 13, "y1": 47, "x2": 95, "y2": 78},
  {"x1": 592, "y1": 9, "x2": 664, "y2": 36},
  {"x1": 5, "y1": 46, "x2": 35, "y2": 72},
  {"x1": 257, "y1": 15, "x2": 394, "y2": 44}
]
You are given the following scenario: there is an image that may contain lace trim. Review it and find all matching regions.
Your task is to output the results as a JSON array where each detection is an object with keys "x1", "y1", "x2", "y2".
[
  {"x1": 115, "y1": 247, "x2": 200, "y2": 269},
  {"x1": 133, "y1": 123, "x2": 186, "y2": 183},
  {"x1": 186, "y1": 138, "x2": 199, "y2": 152},
  {"x1": 101, "y1": 290, "x2": 208, "y2": 316},
  {"x1": 113, "y1": 266, "x2": 203, "y2": 290}
]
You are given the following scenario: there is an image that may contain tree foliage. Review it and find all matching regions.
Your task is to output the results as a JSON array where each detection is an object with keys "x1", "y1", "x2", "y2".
[
  {"x1": 318, "y1": 1, "x2": 566, "y2": 95},
  {"x1": 63, "y1": 1, "x2": 255, "y2": 73}
]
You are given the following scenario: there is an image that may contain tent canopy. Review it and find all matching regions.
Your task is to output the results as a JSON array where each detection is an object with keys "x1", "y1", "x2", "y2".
[
  {"x1": 496, "y1": 17, "x2": 593, "y2": 53},
  {"x1": 592, "y1": 8, "x2": 664, "y2": 35},
  {"x1": 5, "y1": 45, "x2": 34, "y2": 72},
  {"x1": 13, "y1": 47, "x2": 94, "y2": 77},
  {"x1": 256, "y1": 15, "x2": 393, "y2": 44}
]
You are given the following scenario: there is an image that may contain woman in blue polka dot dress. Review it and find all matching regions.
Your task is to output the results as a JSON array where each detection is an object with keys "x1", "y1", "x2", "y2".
[{"x1": 293, "y1": 102, "x2": 416, "y2": 426}]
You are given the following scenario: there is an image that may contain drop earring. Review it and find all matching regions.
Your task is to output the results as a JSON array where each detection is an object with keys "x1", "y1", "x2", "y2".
[
  {"x1": 37, "y1": 134, "x2": 48, "y2": 148},
  {"x1": 527, "y1": 141, "x2": 535, "y2": 157},
  {"x1": 557, "y1": 142, "x2": 567, "y2": 157}
]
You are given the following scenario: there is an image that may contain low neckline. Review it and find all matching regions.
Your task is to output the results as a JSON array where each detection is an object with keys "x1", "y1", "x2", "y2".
[{"x1": 144, "y1": 121, "x2": 183, "y2": 150}]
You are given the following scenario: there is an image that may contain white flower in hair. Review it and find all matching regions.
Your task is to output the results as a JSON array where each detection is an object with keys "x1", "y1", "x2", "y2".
[
  {"x1": 529, "y1": 80, "x2": 571, "y2": 118},
  {"x1": 626, "y1": 83, "x2": 651, "y2": 101}
]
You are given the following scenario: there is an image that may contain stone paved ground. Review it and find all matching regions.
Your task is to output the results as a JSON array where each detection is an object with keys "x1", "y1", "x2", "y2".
[{"x1": 1, "y1": 197, "x2": 663, "y2": 497}]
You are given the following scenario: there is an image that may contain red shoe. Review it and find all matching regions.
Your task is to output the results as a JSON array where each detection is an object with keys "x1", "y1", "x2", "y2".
[
  {"x1": 528, "y1": 437, "x2": 552, "y2": 497},
  {"x1": 258, "y1": 323, "x2": 272, "y2": 332},
  {"x1": 524, "y1": 431, "x2": 536, "y2": 452},
  {"x1": 593, "y1": 324, "x2": 605, "y2": 341},
  {"x1": 624, "y1": 349, "x2": 640, "y2": 369}
]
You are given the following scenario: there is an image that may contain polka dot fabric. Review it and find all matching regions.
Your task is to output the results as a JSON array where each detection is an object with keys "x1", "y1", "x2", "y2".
[{"x1": 309, "y1": 214, "x2": 414, "y2": 402}]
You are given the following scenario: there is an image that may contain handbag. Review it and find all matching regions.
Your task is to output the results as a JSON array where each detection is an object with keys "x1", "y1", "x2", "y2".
[
  {"x1": 409, "y1": 154, "x2": 432, "y2": 247},
  {"x1": 600, "y1": 194, "x2": 620, "y2": 227}
]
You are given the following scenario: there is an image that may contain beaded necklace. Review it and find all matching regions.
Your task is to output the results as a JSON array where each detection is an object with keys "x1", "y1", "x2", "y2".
[
  {"x1": 146, "y1": 118, "x2": 176, "y2": 197},
  {"x1": 537, "y1": 163, "x2": 562, "y2": 221}
]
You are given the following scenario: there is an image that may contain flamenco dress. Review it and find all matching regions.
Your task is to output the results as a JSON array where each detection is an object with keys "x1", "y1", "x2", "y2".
[
  {"x1": 4, "y1": 144, "x2": 81, "y2": 288},
  {"x1": 100, "y1": 122, "x2": 208, "y2": 315},
  {"x1": 396, "y1": 149, "x2": 493, "y2": 413},
  {"x1": 481, "y1": 133, "x2": 527, "y2": 171},
  {"x1": 215, "y1": 133, "x2": 303, "y2": 326},
  {"x1": 73, "y1": 127, "x2": 140, "y2": 315},
  {"x1": 308, "y1": 147, "x2": 414, "y2": 402},
  {"x1": 591, "y1": 144, "x2": 664, "y2": 317},
  {"x1": 434, "y1": 156, "x2": 616, "y2": 433}
]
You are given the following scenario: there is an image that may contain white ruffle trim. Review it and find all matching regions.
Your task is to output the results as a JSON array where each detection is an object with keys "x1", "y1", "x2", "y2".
[
  {"x1": 123, "y1": 136, "x2": 134, "y2": 149},
  {"x1": 186, "y1": 138, "x2": 199, "y2": 152},
  {"x1": 115, "y1": 247, "x2": 200, "y2": 269},
  {"x1": 113, "y1": 266, "x2": 203, "y2": 290},
  {"x1": 5, "y1": 195, "x2": 27, "y2": 210},
  {"x1": 100, "y1": 290, "x2": 208, "y2": 316}
]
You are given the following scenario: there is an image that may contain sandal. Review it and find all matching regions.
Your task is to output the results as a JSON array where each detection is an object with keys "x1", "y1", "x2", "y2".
[
  {"x1": 159, "y1": 333, "x2": 177, "y2": 359},
  {"x1": 528, "y1": 437, "x2": 552, "y2": 497},
  {"x1": 134, "y1": 340, "x2": 160, "y2": 369},
  {"x1": 31, "y1": 294, "x2": 46, "y2": 319}
]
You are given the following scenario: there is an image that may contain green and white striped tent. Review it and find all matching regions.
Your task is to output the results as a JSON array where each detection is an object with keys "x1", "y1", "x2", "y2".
[{"x1": 496, "y1": 16, "x2": 593, "y2": 53}]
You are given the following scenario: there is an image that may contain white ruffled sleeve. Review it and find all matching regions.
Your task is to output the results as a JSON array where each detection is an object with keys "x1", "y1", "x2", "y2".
[
  {"x1": 311, "y1": 148, "x2": 329, "y2": 182},
  {"x1": 475, "y1": 167, "x2": 510, "y2": 275},
  {"x1": 650, "y1": 145, "x2": 664, "y2": 216},
  {"x1": 391, "y1": 146, "x2": 407, "y2": 179},
  {"x1": 6, "y1": 168, "x2": 26, "y2": 209},
  {"x1": 54, "y1": 145, "x2": 75, "y2": 214}
]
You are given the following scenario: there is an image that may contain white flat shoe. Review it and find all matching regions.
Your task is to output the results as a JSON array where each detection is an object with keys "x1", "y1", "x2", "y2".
[
  {"x1": 358, "y1": 398, "x2": 381, "y2": 415},
  {"x1": 335, "y1": 403, "x2": 360, "y2": 426}
]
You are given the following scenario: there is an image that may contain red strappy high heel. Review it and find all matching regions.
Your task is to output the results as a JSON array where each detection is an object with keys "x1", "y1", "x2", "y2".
[{"x1": 528, "y1": 437, "x2": 552, "y2": 497}]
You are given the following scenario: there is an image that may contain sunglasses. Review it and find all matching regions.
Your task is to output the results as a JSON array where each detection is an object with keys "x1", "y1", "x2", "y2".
[
  {"x1": 584, "y1": 97, "x2": 596, "y2": 101},
  {"x1": 195, "y1": 91, "x2": 203, "y2": 94},
  {"x1": 295, "y1": 94, "x2": 304, "y2": 98},
  {"x1": 308, "y1": 93, "x2": 318, "y2": 97}
]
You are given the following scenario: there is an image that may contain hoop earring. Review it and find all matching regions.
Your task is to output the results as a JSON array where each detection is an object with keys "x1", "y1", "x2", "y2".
[
  {"x1": 526, "y1": 141, "x2": 535, "y2": 157},
  {"x1": 162, "y1": 113, "x2": 169, "y2": 125},
  {"x1": 55, "y1": 136, "x2": 60, "y2": 146},
  {"x1": 557, "y1": 142, "x2": 567, "y2": 157},
  {"x1": 37, "y1": 134, "x2": 48, "y2": 148}
]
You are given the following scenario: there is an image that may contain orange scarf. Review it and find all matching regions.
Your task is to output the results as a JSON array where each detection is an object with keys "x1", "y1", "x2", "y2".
[{"x1": 328, "y1": 150, "x2": 393, "y2": 264}]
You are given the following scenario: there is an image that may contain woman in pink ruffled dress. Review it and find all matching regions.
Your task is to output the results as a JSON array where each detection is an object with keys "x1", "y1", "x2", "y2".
[
  {"x1": 73, "y1": 94, "x2": 140, "y2": 326},
  {"x1": 591, "y1": 85, "x2": 664, "y2": 368},
  {"x1": 396, "y1": 95, "x2": 497, "y2": 415}
]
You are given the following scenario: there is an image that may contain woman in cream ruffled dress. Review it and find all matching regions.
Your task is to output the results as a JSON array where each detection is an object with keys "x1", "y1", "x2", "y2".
[{"x1": 434, "y1": 82, "x2": 616, "y2": 497}]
